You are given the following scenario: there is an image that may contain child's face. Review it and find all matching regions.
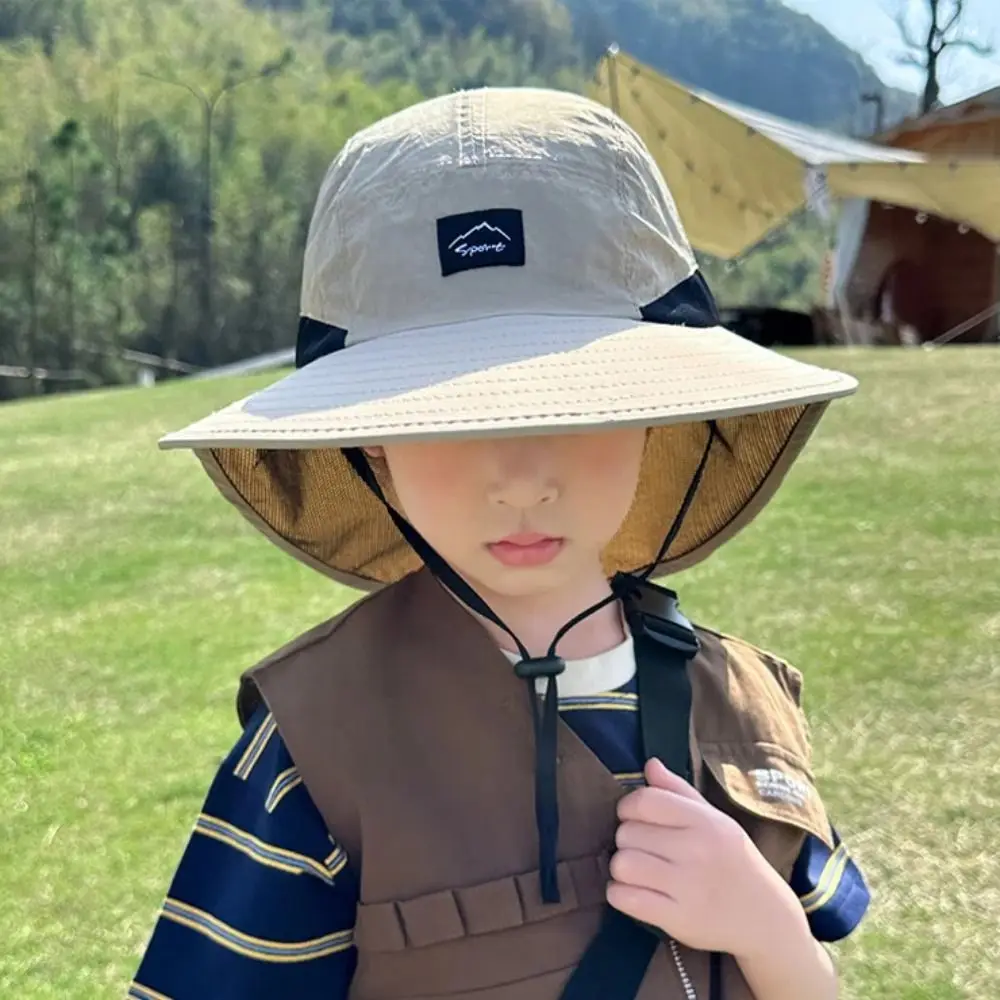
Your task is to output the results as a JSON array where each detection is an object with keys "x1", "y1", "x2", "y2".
[{"x1": 367, "y1": 428, "x2": 647, "y2": 602}]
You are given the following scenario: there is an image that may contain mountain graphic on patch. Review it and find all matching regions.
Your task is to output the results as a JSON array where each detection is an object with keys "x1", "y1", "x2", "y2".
[
  {"x1": 448, "y1": 222, "x2": 512, "y2": 251},
  {"x1": 437, "y1": 208, "x2": 525, "y2": 276}
]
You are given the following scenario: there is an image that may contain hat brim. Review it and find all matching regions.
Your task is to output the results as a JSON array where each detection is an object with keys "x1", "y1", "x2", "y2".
[
  {"x1": 159, "y1": 314, "x2": 856, "y2": 450},
  {"x1": 160, "y1": 314, "x2": 857, "y2": 590}
]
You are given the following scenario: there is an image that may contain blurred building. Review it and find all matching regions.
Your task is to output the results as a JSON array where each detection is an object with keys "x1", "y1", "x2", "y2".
[{"x1": 832, "y1": 88, "x2": 1000, "y2": 344}]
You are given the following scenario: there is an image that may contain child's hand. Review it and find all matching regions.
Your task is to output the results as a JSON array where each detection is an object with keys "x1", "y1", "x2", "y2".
[{"x1": 608, "y1": 757, "x2": 808, "y2": 960}]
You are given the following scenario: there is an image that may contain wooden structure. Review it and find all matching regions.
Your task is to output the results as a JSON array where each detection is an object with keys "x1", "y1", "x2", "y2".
[{"x1": 836, "y1": 88, "x2": 1000, "y2": 344}]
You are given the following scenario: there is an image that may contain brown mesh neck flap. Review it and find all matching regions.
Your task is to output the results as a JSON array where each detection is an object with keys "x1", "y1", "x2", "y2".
[{"x1": 198, "y1": 402, "x2": 824, "y2": 590}]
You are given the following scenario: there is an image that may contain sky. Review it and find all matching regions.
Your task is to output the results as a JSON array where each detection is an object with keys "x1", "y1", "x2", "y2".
[{"x1": 781, "y1": 0, "x2": 1000, "y2": 103}]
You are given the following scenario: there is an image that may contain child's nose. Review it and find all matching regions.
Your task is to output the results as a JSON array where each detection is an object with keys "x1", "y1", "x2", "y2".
[
  {"x1": 488, "y1": 477, "x2": 559, "y2": 509},
  {"x1": 486, "y1": 440, "x2": 560, "y2": 509}
]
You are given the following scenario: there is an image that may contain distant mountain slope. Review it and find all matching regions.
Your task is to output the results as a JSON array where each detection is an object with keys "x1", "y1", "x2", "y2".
[
  {"x1": 563, "y1": 0, "x2": 915, "y2": 130},
  {"x1": 279, "y1": 0, "x2": 917, "y2": 130}
]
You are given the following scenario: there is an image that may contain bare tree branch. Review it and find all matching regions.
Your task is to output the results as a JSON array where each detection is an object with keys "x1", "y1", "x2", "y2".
[
  {"x1": 940, "y1": 0, "x2": 964, "y2": 38},
  {"x1": 947, "y1": 36, "x2": 995, "y2": 57},
  {"x1": 893, "y1": 0, "x2": 993, "y2": 114}
]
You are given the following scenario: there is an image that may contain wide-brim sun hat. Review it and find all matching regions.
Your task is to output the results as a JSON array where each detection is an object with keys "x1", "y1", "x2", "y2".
[{"x1": 160, "y1": 86, "x2": 857, "y2": 588}]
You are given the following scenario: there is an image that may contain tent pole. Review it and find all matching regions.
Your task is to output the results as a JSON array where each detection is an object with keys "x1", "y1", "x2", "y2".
[
  {"x1": 924, "y1": 299, "x2": 1000, "y2": 347},
  {"x1": 606, "y1": 44, "x2": 621, "y2": 115}
]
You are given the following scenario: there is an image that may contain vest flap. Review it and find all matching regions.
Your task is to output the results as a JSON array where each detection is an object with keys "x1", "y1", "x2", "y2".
[
  {"x1": 356, "y1": 854, "x2": 610, "y2": 954},
  {"x1": 699, "y1": 741, "x2": 833, "y2": 849}
]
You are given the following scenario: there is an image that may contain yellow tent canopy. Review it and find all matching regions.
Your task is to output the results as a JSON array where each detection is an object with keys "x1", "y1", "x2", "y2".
[{"x1": 591, "y1": 49, "x2": 1000, "y2": 259}]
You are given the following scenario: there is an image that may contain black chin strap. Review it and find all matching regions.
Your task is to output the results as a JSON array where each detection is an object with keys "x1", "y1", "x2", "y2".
[
  {"x1": 343, "y1": 424, "x2": 717, "y2": 907},
  {"x1": 640, "y1": 421, "x2": 719, "y2": 579},
  {"x1": 344, "y1": 447, "x2": 573, "y2": 901}
]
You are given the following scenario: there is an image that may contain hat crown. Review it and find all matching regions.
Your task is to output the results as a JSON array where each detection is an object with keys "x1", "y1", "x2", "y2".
[
  {"x1": 301, "y1": 87, "x2": 696, "y2": 346},
  {"x1": 161, "y1": 93, "x2": 857, "y2": 591}
]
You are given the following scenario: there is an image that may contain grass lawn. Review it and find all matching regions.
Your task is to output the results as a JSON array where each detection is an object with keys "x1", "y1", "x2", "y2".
[{"x1": 1, "y1": 347, "x2": 998, "y2": 999}]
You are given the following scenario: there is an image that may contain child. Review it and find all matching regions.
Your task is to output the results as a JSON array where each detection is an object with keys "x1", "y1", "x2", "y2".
[{"x1": 131, "y1": 87, "x2": 870, "y2": 1000}]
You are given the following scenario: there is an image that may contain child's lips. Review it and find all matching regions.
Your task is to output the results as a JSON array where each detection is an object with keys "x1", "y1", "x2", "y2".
[{"x1": 487, "y1": 533, "x2": 565, "y2": 567}]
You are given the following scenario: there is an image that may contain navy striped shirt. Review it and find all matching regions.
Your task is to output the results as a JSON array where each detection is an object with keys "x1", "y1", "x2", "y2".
[{"x1": 132, "y1": 639, "x2": 869, "y2": 999}]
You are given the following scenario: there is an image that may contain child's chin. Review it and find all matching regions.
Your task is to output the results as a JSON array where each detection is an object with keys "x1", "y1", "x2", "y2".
[{"x1": 474, "y1": 564, "x2": 572, "y2": 599}]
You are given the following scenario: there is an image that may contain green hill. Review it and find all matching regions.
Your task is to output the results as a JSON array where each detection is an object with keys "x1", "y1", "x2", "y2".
[
  {"x1": 2, "y1": 349, "x2": 999, "y2": 998},
  {"x1": 562, "y1": 0, "x2": 915, "y2": 131},
  {"x1": 0, "y1": 0, "x2": 916, "y2": 398},
  {"x1": 262, "y1": 0, "x2": 916, "y2": 130}
]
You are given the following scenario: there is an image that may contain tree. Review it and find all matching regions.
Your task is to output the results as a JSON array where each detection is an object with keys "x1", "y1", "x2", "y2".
[
  {"x1": 138, "y1": 49, "x2": 293, "y2": 343},
  {"x1": 0, "y1": 0, "x2": 857, "y2": 398},
  {"x1": 0, "y1": 0, "x2": 422, "y2": 394},
  {"x1": 895, "y1": 0, "x2": 994, "y2": 114}
]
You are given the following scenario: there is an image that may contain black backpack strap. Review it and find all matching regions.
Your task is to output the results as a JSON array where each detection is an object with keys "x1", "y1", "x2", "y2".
[
  {"x1": 558, "y1": 904, "x2": 661, "y2": 1000},
  {"x1": 559, "y1": 577, "x2": 722, "y2": 1000}
]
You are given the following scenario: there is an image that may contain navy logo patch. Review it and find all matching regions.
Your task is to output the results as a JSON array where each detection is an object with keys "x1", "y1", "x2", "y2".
[{"x1": 437, "y1": 208, "x2": 525, "y2": 277}]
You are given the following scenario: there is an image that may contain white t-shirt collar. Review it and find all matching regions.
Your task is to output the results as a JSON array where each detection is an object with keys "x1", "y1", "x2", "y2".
[{"x1": 499, "y1": 632, "x2": 636, "y2": 697}]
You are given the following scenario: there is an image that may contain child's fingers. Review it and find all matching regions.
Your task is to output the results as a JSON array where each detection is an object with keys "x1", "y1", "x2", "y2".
[
  {"x1": 616, "y1": 819, "x2": 686, "y2": 858},
  {"x1": 617, "y1": 784, "x2": 702, "y2": 827},
  {"x1": 644, "y1": 757, "x2": 705, "y2": 801},
  {"x1": 609, "y1": 847, "x2": 677, "y2": 895}
]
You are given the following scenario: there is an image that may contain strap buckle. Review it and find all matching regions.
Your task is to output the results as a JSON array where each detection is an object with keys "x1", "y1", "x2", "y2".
[
  {"x1": 644, "y1": 614, "x2": 700, "y2": 659},
  {"x1": 612, "y1": 573, "x2": 700, "y2": 660}
]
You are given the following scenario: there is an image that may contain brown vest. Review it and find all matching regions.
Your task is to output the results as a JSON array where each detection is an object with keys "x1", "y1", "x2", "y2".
[{"x1": 239, "y1": 569, "x2": 832, "y2": 1000}]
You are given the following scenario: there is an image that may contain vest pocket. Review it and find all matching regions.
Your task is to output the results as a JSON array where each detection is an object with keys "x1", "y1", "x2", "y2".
[
  {"x1": 699, "y1": 743, "x2": 833, "y2": 878},
  {"x1": 356, "y1": 854, "x2": 610, "y2": 952},
  {"x1": 352, "y1": 855, "x2": 610, "y2": 999}
]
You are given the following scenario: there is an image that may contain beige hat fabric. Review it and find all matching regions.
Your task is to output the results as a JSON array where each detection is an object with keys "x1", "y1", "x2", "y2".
[{"x1": 160, "y1": 86, "x2": 857, "y2": 590}]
